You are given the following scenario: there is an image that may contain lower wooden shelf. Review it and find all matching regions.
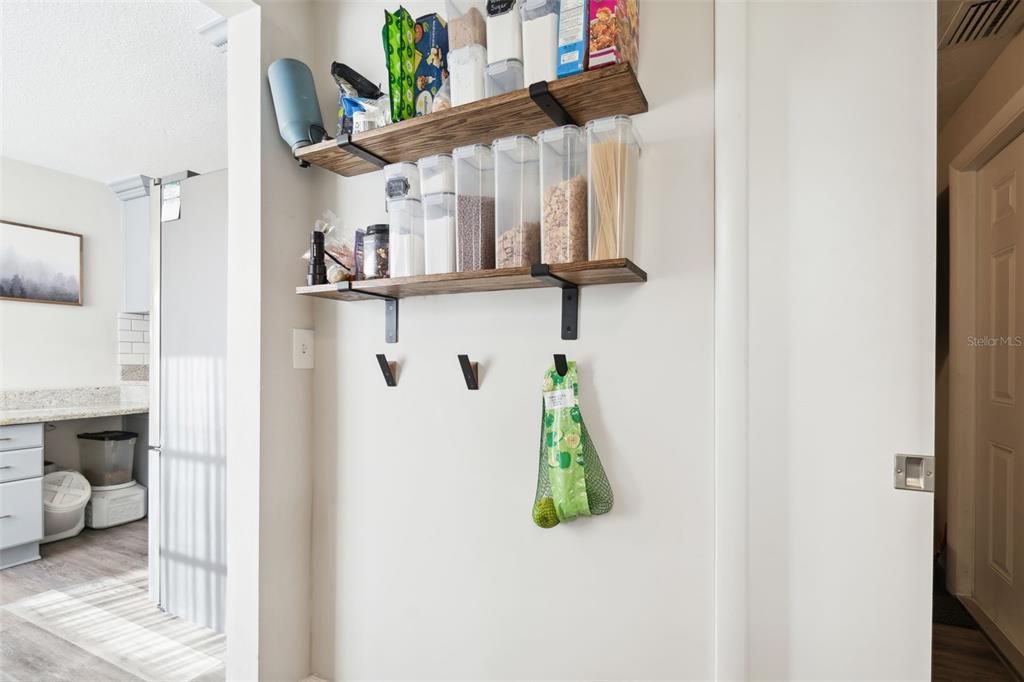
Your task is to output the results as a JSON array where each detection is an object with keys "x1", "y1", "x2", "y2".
[
  {"x1": 295, "y1": 258, "x2": 647, "y2": 300},
  {"x1": 295, "y1": 259, "x2": 646, "y2": 342}
]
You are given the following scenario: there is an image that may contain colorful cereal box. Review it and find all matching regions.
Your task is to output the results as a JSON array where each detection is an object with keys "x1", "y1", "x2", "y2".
[
  {"x1": 413, "y1": 13, "x2": 449, "y2": 116},
  {"x1": 587, "y1": 0, "x2": 638, "y2": 70},
  {"x1": 556, "y1": 0, "x2": 588, "y2": 78}
]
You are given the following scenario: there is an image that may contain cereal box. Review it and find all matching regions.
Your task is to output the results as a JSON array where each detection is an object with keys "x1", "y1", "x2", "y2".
[
  {"x1": 413, "y1": 13, "x2": 449, "y2": 116},
  {"x1": 556, "y1": 0, "x2": 588, "y2": 78},
  {"x1": 588, "y1": 0, "x2": 638, "y2": 70}
]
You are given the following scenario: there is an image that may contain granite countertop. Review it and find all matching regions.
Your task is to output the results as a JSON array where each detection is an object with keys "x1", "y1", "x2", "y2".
[{"x1": 0, "y1": 386, "x2": 149, "y2": 426}]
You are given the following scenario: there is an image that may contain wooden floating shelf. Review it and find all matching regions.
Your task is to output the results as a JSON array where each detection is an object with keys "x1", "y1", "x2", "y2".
[
  {"x1": 297, "y1": 259, "x2": 646, "y2": 342},
  {"x1": 295, "y1": 64, "x2": 648, "y2": 178},
  {"x1": 296, "y1": 259, "x2": 646, "y2": 301}
]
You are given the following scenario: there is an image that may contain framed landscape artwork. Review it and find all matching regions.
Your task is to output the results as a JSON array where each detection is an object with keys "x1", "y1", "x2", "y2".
[{"x1": 0, "y1": 220, "x2": 83, "y2": 305}]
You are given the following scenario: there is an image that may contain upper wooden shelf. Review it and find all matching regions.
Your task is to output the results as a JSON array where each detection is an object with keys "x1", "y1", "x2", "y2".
[
  {"x1": 296, "y1": 259, "x2": 647, "y2": 300},
  {"x1": 295, "y1": 64, "x2": 648, "y2": 177}
]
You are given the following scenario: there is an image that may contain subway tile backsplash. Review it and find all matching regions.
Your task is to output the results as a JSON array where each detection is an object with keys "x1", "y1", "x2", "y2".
[{"x1": 118, "y1": 312, "x2": 150, "y2": 381}]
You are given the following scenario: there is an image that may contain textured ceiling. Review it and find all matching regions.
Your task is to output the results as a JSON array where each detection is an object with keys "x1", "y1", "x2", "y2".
[
  {"x1": 938, "y1": 0, "x2": 1023, "y2": 131},
  {"x1": 0, "y1": 0, "x2": 226, "y2": 183}
]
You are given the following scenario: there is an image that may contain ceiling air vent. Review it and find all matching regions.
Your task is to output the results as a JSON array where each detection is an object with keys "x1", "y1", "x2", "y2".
[{"x1": 941, "y1": 0, "x2": 1023, "y2": 48}]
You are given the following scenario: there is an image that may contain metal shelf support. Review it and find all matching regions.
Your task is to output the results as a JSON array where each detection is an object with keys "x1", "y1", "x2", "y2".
[
  {"x1": 530, "y1": 264, "x2": 580, "y2": 340},
  {"x1": 528, "y1": 81, "x2": 575, "y2": 127}
]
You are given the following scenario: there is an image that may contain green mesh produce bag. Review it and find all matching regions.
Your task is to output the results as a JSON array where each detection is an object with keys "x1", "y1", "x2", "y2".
[{"x1": 532, "y1": 361, "x2": 613, "y2": 528}]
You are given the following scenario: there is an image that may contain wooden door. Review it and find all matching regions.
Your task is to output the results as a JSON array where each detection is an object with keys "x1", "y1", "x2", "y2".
[{"x1": 974, "y1": 131, "x2": 1024, "y2": 654}]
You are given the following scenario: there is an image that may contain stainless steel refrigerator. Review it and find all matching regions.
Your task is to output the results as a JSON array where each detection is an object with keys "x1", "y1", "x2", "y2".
[{"x1": 148, "y1": 170, "x2": 227, "y2": 632}]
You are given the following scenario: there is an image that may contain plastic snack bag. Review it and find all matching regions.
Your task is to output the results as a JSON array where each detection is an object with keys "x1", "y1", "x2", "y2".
[
  {"x1": 383, "y1": 7, "x2": 416, "y2": 123},
  {"x1": 532, "y1": 360, "x2": 613, "y2": 528},
  {"x1": 301, "y1": 210, "x2": 355, "y2": 278}
]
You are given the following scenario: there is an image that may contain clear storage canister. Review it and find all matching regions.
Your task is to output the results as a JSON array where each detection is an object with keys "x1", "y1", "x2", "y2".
[
  {"x1": 387, "y1": 198, "x2": 425, "y2": 278},
  {"x1": 521, "y1": 0, "x2": 559, "y2": 85},
  {"x1": 449, "y1": 44, "x2": 488, "y2": 106},
  {"x1": 450, "y1": 6, "x2": 487, "y2": 50},
  {"x1": 485, "y1": 58, "x2": 524, "y2": 97},
  {"x1": 539, "y1": 124, "x2": 588, "y2": 264},
  {"x1": 363, "y1": 224, "x2": 389, "y2": 279},
  {"x1": 454, "y1": 143, "x2": 496, "y2": 271},
  {"x1": 494, "y1": 135, "x2": 541, "y2": 268},
  {"x1": 424, "y1": 192, "x2": 457, "y2": 274},
  {"x1": 419, "y1": 153, "x2": 454, "y2": 194},
  {"x1": 383, "y1": 162, "x2": 420, "y2": 201},
  {"x1": 487, "y1": 0, "x2": 523, "y2": 63},
  {"x1": 587, "y1": 115, "x2": 641, "y2": 260}
]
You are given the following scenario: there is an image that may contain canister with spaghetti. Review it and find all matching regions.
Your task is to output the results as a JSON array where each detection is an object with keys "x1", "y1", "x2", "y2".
[{"x1": 586, "y1": 114, "x2": 641, "y2": 260}]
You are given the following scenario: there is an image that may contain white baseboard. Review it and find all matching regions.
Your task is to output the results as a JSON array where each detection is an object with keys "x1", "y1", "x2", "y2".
[{"x1": 304, "y1": 676, "x2": 329, "y2": 682}]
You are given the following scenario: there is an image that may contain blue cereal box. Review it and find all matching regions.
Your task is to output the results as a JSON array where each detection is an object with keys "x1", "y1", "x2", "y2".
[
  {"x1": 557, "y1": 0, "x2": 588, "y2": 78},
  {"x1": 414, "y1": 13, "x2": 449, "y2": 116}
]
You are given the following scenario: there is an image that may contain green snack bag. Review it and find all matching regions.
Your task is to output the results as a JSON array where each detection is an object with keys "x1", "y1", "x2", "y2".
[
  {"x1": 382, "y1": 7, "x2": 416, "y2": 123},
  {"x1": 383, "y1": 10, "x2": 403, "y2": 123},
  {"x1": 532, "y1": 361, "x2": 613, "y2": 528}
]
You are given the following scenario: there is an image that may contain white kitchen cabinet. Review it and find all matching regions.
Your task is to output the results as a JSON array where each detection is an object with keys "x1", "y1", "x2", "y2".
[
  {"x1": 0, "y1": 423, "x2": 44, "y2": 569},
  {"x1": 122, "y1": 195, "x2": 151, "y2": 313},
  {"x1": 110, "y1": 175, "x2": 154, "y2": 314}
]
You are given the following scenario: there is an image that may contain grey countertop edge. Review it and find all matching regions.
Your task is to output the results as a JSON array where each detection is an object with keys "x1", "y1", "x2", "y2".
[{"x1": 0, "y1": 403, "x2": 149, "y2": 426}]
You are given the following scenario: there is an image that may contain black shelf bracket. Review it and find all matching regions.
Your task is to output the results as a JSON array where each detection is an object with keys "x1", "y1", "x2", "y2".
[
  {"x1": 342, "y1": 283, "x2": 399, "y2": 343},
  {"x1": 458, "y1": 354, "x2": 480, "y2": 390},
  {"x1": 335, "y1": 134, "x2": 388, "y2": 169},
  {"x1": 529, "y1": 81, "x2": 575, "y2": 127},
  {"x1": 530, "y1": 264, "x2": 579, "y2": 340}
]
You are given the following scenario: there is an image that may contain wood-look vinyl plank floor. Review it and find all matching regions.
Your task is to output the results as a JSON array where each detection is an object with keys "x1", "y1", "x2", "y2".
[
  {"x1": 933, "y1": 623, "x2": 1017, "y2": 681},
  {"x1": 0, "y1": 520, "x2": 224, "y2": 682},
  {"x1": 0, "y1": 521, "x2": 147, "y2": 607}
]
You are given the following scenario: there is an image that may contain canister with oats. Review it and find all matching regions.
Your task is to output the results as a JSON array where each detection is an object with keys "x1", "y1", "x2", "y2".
[
  {"x1": 494, "y1": 135, "x2": 541, "y2": 268},
  {"x1": 539, "y1": 125, "x2": 588, "y2": 264}
]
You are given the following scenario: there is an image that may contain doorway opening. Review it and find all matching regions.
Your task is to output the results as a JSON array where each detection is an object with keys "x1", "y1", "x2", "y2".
[
  {"x1": 0, "y1": 2, "x2": 228, "y2": 679},
  {"x1": 935, "y1": 4, "x2": 1024, "y2": 676}
]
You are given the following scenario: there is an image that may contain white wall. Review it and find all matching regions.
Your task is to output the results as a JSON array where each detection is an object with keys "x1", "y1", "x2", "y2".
[
  {"x1": 744, "y1": 2, "x2": 935, "y2": 679},
  {"x1": 308, "y1": 2, "x2": 714, "y2": 680},
  {"x1": 257, "y1": 0, "x2": 316, "y2": 676},
  {"x1": 223, "y1": 0, "x2": 317, "y2": 678},
  {"x1": 223, "y1": 4, "x2": 263, "y2": 679},
  {"x1": 0, "y1": 158, "x2": 121, "y2": 390}
]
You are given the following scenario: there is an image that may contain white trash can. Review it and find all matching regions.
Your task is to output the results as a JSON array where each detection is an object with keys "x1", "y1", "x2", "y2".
[{"x1": 42, "y1": 471, "x2": 91, "y2": 543}]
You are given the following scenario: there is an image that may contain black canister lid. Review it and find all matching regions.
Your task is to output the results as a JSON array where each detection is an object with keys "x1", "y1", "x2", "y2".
[
  {"x1": 366, "y1": 224, "x2": 389, "y2": 236},
  {"x1": 77, "y1": 431, "x2": 138, "y2": 441}
]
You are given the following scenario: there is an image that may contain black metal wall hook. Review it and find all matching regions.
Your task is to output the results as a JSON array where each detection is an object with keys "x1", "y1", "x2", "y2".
[
  {"x1": 457, "y1": 355, "x2": 479, "y2": 390},
  {"x1": 376, "y1": 354, "x2": 397, "y2": 387},
  {"x1": 554, "y1": 354, "x2": 568, "y2": 377}
]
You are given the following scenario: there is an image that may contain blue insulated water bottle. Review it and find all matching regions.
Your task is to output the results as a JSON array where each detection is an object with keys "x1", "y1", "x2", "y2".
[{"x1": 267, "y1": 58, "x2": 325, "y2": 156}]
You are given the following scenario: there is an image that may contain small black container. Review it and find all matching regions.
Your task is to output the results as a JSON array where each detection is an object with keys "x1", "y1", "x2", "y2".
[{"x1": 363, "y1": 224, "x2": 389, "y2": 279}]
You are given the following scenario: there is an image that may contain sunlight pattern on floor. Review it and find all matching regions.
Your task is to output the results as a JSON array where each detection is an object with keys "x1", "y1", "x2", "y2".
[{"x1": 3, "y1": 569, "x2": 224, "y2": 682}]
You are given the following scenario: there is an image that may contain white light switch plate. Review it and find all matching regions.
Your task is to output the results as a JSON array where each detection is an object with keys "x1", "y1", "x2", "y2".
[{"x1": 292, "y1": 329, "x2": 314, "y2": 369}]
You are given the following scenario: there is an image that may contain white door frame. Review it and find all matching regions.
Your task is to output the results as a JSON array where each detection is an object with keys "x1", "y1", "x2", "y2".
[
  {"x1": 946, "y1": 85, "x2": 1024, "y2": 601},
  {"x1": 713, "y1": 0, "x2": 750, "y2": 679}
]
